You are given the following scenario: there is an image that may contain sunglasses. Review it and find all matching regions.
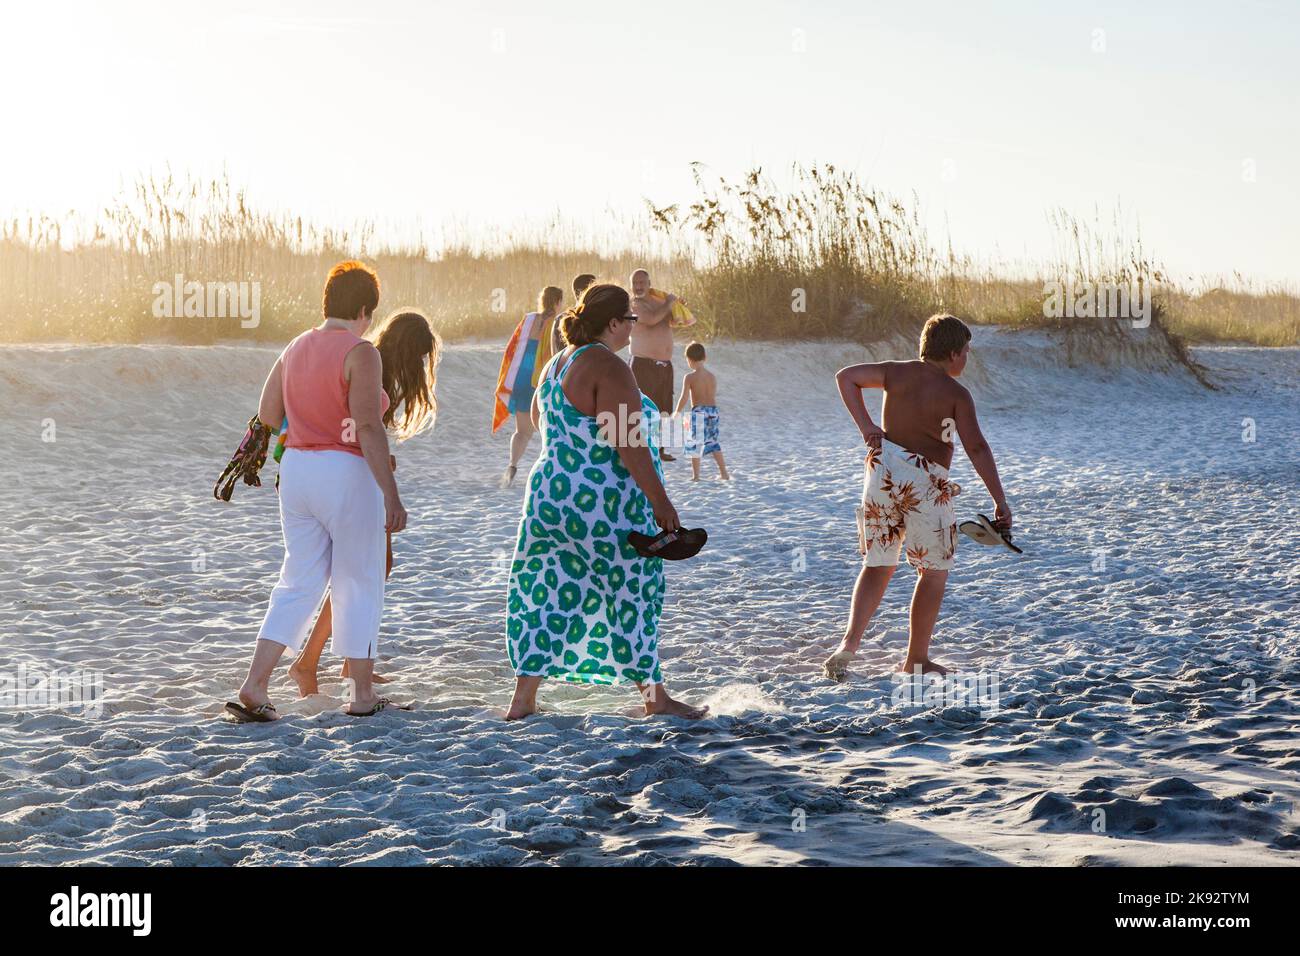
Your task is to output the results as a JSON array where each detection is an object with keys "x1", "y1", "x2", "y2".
[{"x1": 620, "y1": 314, "x2": 638, "y2": 323}]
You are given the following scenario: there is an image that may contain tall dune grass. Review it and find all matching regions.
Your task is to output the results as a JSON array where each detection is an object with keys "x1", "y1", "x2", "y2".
[{"x1": 1, "y1": 167, "x2": 1295, "y2": 351}]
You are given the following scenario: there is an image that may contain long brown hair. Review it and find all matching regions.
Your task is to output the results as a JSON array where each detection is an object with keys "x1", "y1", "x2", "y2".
[
  {"x1": 538, "y1": 286, "x2": 563, "y2": 315},
  {"x1": 372, "y1": 309, "x2": 440, "y2": 441}
]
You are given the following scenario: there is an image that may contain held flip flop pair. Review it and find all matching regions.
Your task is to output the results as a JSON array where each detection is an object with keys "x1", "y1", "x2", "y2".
[
  {"x1": 627, "y1": 527, "x2": 708, "y2": 560},
  {"x1": 958, "y1": 513, "x2": 1023, "y2": 554}
]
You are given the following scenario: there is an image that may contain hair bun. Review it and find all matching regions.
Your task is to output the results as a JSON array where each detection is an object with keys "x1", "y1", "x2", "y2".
[{"x1": 558, "y1": 284, "x2": 630, "y2": 347}]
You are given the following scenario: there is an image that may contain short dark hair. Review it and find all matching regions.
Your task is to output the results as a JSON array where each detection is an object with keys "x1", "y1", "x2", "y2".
[
  {"x1": 685, "y1": 341, "x2": 706, "y2": 362},
  {"x1": 323, "y1": 261, "x2": 380, "y2": 321},
  {"x1": 918, "y1": 313, "x2": 971, "y2": 361},
  {"x1": 572, "y1": 274, "x2": 597, "y2": 299}
]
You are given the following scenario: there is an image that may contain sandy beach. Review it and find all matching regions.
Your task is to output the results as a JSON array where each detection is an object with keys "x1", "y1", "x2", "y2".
[{"x1": 0, "y1": 329, "x2": 1297, "y2": 866}]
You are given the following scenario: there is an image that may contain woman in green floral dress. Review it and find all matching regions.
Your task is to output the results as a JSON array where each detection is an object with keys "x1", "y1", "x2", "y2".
[{"x1": 505, "y1": 283, "x2": 707, "y2": 721}]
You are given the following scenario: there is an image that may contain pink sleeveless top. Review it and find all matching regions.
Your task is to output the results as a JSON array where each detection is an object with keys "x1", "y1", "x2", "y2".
[{"x1": 282, "y1": 327, "x2": 390, "y2": 457}]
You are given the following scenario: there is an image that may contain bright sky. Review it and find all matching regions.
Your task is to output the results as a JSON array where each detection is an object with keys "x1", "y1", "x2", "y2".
[{"x1": 4, "y1": 0, "x2": 1298, "y2": 283}]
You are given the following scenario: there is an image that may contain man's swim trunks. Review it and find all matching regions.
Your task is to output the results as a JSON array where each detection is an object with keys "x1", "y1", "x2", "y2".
[
  {"x1": 631, "y1": 357, "x2": 674, "y2": 416},
  {"x1": 857, "y1": 439, "x2": 959, "y2": 571}
]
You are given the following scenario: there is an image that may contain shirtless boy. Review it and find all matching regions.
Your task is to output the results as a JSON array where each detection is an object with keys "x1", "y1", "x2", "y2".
[
  {"x1": 628, "y1": 268, "x2": 683, "y2": 460},
  {"x1": 673, "y1": 341, "x2": 730, "y2": 481},
  {"x1": 824, "y1": 314, "x2": 1011, "y2": 680}
]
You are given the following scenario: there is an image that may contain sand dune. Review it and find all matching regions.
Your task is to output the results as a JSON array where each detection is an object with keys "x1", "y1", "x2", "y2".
[{"x1": 0, "y1": 329, "x2": 1297, "y2": 865}]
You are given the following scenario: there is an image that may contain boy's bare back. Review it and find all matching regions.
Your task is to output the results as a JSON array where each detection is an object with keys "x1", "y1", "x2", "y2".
[
  {"x1": 682, "y1": 366, "x2": 718, "y2": 406},
  {"x1": 879, "y1": 360, "x2": 969, "y2": 468}
]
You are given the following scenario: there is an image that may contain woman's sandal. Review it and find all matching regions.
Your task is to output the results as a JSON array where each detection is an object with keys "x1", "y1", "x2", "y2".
[
  {"x1": 627, "y1": 527, "x2": 708, "y2": 560},
  {"x1": 224, "y1": 701, "x2": 278, "y2": 723},
  {"x1": 345, "y1": 698, "x2": 412, "y2": 718}
]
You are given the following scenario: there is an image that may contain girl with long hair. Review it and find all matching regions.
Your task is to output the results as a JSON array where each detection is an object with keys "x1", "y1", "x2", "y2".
[{"x1": 492, "y1": 286, "x2": 565, "y2": 486}]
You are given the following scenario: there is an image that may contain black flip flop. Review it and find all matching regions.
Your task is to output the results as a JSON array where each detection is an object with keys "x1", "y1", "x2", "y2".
[
  {"x1": 958, "y1": 513, "x2": 1023, "y2": 554},
  {"x1": 345, "y1": 698, "x2": 412, "y2": 717},
  {"x1": 627, "y1": 527, "x2": 708, "y2": 560},
  {"x1": 224, "y1": 701, "x2": 278, "y2": 723}
]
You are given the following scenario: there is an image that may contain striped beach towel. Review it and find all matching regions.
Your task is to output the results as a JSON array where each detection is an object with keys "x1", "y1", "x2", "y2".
[{"x1": 492, "y1": 312, "x2": 556, "y2": 433}]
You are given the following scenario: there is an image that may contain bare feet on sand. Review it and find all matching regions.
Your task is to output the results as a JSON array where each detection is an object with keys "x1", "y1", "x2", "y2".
[
  {"x1": 287, "y1": 659, "x2": 319, "y2": 698},
  {"x1": 505, "y1": 685, "x2": 707, "y2": 722},
  {"x1": 644, "y1": 695, "x2": 709, "y2": 720},
  {"x1": 504, "y1": 700, "x2": 537, "y2": 721},
  {"x1": 288, "y1": 659, "x2": 389, "y2": 698},
  {"x1": 824, "y1": 641, "x2": 858, "y2": 681},
  {"x1": 896, "y1": 658, "x2": 949, "y2": 676}
]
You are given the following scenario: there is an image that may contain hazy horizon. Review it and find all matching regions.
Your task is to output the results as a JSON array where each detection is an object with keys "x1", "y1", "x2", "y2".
[{"x1": 5, "y1": 0, "x2": 1298, "y2": 284}]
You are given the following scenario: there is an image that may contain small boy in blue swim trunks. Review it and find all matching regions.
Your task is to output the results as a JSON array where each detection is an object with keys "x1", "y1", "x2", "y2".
[{"x1": 673, "y1": 341, "x2": 731, "y2": 481}]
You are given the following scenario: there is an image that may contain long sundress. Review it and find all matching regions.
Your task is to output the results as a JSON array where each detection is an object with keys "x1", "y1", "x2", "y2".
[{"x1": 506, "y1": 343, "x2": 665, "y2": 685}]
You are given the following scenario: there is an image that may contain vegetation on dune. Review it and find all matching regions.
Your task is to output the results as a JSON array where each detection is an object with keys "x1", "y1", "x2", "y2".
[{"x1": 1, "y1": 167, "x2": 1294, "y2": 358}]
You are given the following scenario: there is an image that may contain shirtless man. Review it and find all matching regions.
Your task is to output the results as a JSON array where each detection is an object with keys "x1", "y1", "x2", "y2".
[
  {"x1": 824, "y1": 314, "x2": 1011, "y2": 680},
  {"x1": 628, "y1": 268, "x2": 682, "y2": 460}
]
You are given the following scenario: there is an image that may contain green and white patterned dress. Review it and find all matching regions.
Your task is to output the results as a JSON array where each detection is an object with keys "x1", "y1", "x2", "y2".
[{"x1": 506, "y1": 343, "x2": 665, "y2": 685}]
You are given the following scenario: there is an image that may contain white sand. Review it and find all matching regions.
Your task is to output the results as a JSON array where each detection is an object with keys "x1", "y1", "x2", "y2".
[{"x1": 0, "y1": 328, "x2": 1297, "y2": 866}]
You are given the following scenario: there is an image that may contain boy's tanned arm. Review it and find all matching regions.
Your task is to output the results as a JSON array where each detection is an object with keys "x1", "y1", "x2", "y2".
[
  {"x1": 835, "y1": 363, "x2": 887, "y2": 447},
  {"x1": 673, "y1": 371, "x2": 692, "y2": 416},
  {"x1": 953, "y1": 387, "x2": 1011, "y2": 528}
]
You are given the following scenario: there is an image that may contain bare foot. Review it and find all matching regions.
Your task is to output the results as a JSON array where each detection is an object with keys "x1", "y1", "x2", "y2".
[
  {"x1": 504, "y1": 701, "x2": 537, "y2": 721},
  {"x1": 896, "y1": 658, "x2": 949, "y2": 676},
  {"x1": 287, "y1": 659, "x2": 319, "y2": 698},
  {"x1": 340, "y1": 661, "x2": 390, "y2": 684},
  {"x1": 824, "y1": 647, "x2": 856, "y2": 682},
  {"x1": 645, "y1": 696, "x2": 709, "y2": 720}
]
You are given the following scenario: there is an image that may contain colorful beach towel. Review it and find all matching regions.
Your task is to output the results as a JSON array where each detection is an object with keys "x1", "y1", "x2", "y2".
[
  {"x1": 492, "y1": 312, "x2": 557, "y2": 433},
  {"x1": 648, "y1": 288, "x2": 697, "y2": 329}
]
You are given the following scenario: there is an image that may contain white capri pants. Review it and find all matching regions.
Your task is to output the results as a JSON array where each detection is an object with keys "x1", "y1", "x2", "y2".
[{"x1": 257, "y1": 449, "x2": 386, "y2": 659}]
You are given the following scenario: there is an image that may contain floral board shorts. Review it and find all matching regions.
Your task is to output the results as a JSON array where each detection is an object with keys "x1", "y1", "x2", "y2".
[
  {"x1": 684, "y1": 405, "x2": 721, "y2": 458},
  {"x1": 857, "y1": 439, "x2": 960, "y2": 571}
]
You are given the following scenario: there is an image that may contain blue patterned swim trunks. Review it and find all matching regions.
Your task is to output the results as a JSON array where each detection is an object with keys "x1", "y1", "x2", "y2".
[{"x1": 685, "y1": 404, "x2": 721, "y2": 458}]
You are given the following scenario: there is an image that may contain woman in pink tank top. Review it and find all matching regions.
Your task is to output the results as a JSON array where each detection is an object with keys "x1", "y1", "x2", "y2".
[
  {"x1": 280, "y1": 324, "x2": 392, "y2": 456},
  {"x1": 225, "y1": 262, "x2": 435, "y2": 723},
  {"x1": 287, "y1": 310, "x2": 442, "y2": 699}
]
